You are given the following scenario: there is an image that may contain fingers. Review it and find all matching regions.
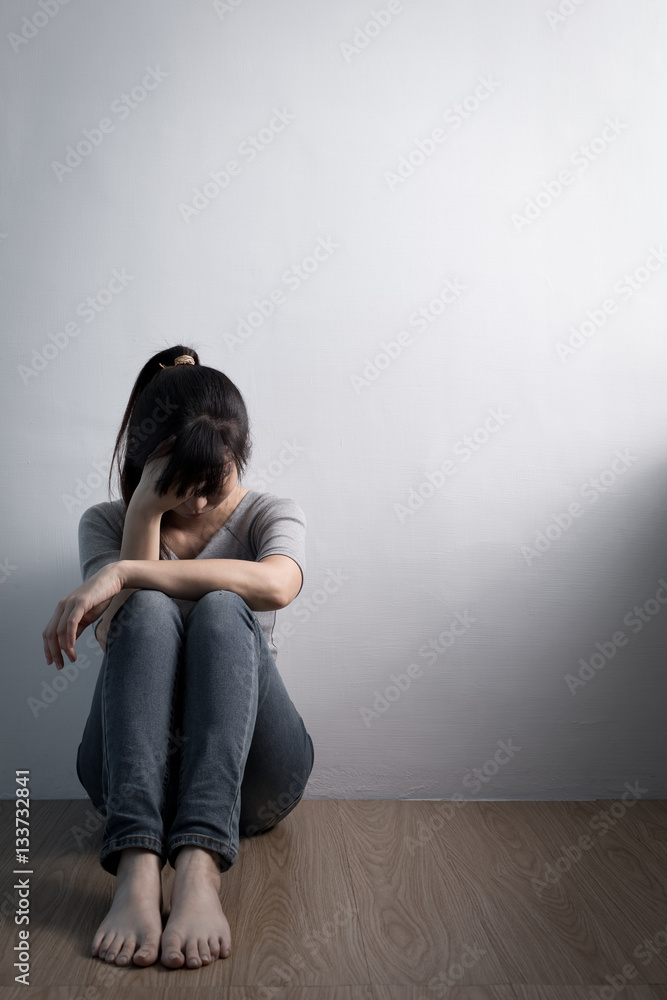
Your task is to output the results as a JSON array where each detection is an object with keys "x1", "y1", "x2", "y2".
[
  {"x1": 42, "y1": 604, "x2": 66, "y2": 670},
  {"x1": 42, "y1": 601, "x2": 79, "y2": 670},
  {"x1": 59, "y1": 603, "x2": 80, "y2": 663}
]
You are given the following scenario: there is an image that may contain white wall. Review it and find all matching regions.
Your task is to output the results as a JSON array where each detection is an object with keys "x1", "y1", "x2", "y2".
[{"x1": 2, "y1": 0, "x2": 667, "y2": 801}]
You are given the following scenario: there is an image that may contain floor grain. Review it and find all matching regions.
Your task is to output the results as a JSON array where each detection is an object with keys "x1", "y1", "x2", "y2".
[{"x1": 0, "y1": 798, "x2": 665, "y2": 997}]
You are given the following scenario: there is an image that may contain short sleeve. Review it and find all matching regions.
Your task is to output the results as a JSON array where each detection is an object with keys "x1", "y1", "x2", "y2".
[
  {"x1": 251, "y1": 497, "x2": 306, "y2": 600},
  {"x1": 78, "y1": 504, "x2": 124, "y2": 584}
]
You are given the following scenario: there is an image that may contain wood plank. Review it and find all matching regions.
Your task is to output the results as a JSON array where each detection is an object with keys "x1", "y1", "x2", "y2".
[
  {"x1": 526, "y1": 799, "x2": 667, "y2": 984},
  {"x1": 407, "y1": 800, "x2": 649, "y2": 986},
  {"x1": 336, "y1": 800, "x2": 508, "y2": 987},
  {"x1": 230, "y1": 800, "x2": 370, "y2": 987}
]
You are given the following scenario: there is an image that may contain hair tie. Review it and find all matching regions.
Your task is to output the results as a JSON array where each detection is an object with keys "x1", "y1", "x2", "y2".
[{"x1": 159, "y1": 354, "x2": 196, "y2": 368}]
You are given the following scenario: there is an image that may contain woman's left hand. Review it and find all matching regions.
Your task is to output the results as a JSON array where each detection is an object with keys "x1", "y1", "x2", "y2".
[{"x1": 42, "y1": 562, "x2": 125, "y2": 669}]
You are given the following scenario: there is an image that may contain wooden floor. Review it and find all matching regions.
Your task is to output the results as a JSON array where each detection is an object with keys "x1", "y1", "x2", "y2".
[{"x1": 1, "y1": 798, "x2": 666, "y2": 998}]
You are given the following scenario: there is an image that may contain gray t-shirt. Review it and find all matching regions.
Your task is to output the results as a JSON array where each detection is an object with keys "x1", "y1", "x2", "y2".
[{"x1": 78, "y1": 490, "x2": 306, "y2": 660}]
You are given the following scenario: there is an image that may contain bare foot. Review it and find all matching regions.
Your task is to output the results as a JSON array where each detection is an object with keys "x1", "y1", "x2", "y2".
[
  {"x1": 160, "y1": 846, "x2": 232, "y2": 968},
  {"x1": 91, "y1": 847, "x2": 164, "y2": 967}
]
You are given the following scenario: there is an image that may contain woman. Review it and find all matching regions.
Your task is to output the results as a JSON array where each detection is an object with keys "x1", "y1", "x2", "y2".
[{"x1": 42, "y1": 346, "x2": 314, "y2": 970}]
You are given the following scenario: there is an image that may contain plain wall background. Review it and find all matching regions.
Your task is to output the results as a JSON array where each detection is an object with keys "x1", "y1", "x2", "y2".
[{"x1": 2, "y1": 0, "x2": 666, "y2": 801}]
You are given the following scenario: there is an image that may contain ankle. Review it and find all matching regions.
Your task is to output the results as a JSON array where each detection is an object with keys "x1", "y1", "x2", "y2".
[
  {"x1": 117, "y1": 847, "x2": 162, "y2": 878},
  {"x1": 173, "y1": 846, "x2": 221, "y2": 876}
]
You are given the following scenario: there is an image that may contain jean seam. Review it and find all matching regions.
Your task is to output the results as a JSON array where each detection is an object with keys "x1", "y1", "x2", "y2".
[
  {"x1": 168, "y1": 835, "x2": 237, "y2": 869},
  {"x1": 169, "y1": 834, "x2": 236, "y2": 853},
  {"x1": 99, "y1": 593, "x2": 184, "y2": 869},
  {"x1": 101, "y1": 835, "x2": 167, "y2": 858}
]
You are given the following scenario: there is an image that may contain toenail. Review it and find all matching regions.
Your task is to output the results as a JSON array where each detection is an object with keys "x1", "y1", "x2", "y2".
[
  {"x1": 118, "y1": 956, "x2": 127, "y2": 964},
  {"x1": 169, "y1": 952, "x2": 179, "y2": 960}
]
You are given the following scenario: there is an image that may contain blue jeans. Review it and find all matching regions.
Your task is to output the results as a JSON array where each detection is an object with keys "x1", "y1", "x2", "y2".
[{"x1": 75, "y1": 588, "x2": 315, "y2": 876}]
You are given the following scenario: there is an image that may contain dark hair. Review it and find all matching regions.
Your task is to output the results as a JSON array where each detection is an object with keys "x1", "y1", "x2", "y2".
[{"x1": 106, "y1": 345, "x2": 252, "y2": 560}]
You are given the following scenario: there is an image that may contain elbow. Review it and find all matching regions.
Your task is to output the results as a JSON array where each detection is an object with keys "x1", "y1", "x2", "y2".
[
  {"x1": 271, "y1": 572, "x2": 302, "y2": 610},
  {"x1": 270, "y1": 582, "x2": 289, "y2": 611},
  {"x1": 270, "y1": 572, "x2": 298, "y2": 611}
]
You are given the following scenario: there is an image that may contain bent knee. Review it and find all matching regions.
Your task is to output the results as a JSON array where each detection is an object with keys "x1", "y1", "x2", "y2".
[
  {"x1": 108, "y1": 588, "x2": 180, "y2": 633},
  {"x1": 122, "y1": 589, "x2": 177, "y2": 612},
  {"x1": 191, "y1": 589, "x2": 251, "y2": 619}
]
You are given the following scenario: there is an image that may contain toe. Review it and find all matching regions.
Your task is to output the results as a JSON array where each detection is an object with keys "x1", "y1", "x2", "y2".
[
  {"x1": 208, "y1": 935, "x2": 221, "y2": 960},
  {"x1": 115, "y1": 938, "x2": 136, "y2": 966},
  {"x1": 198, "y1": 938, "x2": 212, "y2": 963},
  {"x1": 104, "y1": 936, "x2": 122, "y2": 963},
  {"x1": 97, "y1": 931, "x2": 115, "y2": 959},
  {"x1": 133, "y1": 935, "x2": 160, "y2": 967},
  {"x1": 160, "y1": 937, "x2": 185, "y2": 968},
  {"x1": 91, "y1": 933, "x2": 104, "y2": 957},
  {"x1": 185, "y1": 940, "x2": 202, "y2": 967}
]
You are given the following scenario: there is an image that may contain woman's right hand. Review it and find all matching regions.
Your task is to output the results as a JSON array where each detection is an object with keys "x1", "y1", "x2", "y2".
[{"x1": 132, "y1": 435, "x2": 192, "y2": 514}]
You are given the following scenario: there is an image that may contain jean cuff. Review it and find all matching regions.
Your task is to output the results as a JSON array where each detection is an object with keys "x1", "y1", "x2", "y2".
[
  {"x1": 100, "y1": 835, "x2": 168, "y2": 876},
  {"x1": 168, "y1": 834, "x2": 237, "y2": 873}
]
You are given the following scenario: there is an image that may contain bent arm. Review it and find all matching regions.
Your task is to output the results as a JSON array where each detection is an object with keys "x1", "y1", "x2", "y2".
[
  {"x1": 95, "y1": 500, "x2": 163, "y2": 649},
  {"x1": 119, "y1": 557, "x2": 283, "y2": 612}
]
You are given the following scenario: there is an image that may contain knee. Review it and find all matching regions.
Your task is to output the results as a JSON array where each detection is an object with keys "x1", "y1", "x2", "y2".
[
  {"x1": 108, "y1": 588, "x2": 180, "y2": 636},
  {"x1": 189, "y1": 589, "x2": 251, "y2": 627}
]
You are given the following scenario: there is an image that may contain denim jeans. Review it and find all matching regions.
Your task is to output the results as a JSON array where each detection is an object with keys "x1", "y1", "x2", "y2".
[{"x1": 75, "y1": 588, "x2": 315, "y2": 876}]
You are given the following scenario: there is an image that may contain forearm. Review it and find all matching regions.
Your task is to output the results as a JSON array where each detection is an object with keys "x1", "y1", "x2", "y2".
[
  {"x1": 97, "y1": 497, "x2": 163, "y2": 638},
  {"x1": 119, "y1": 558, "x2": 282, "y2": 613}
]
